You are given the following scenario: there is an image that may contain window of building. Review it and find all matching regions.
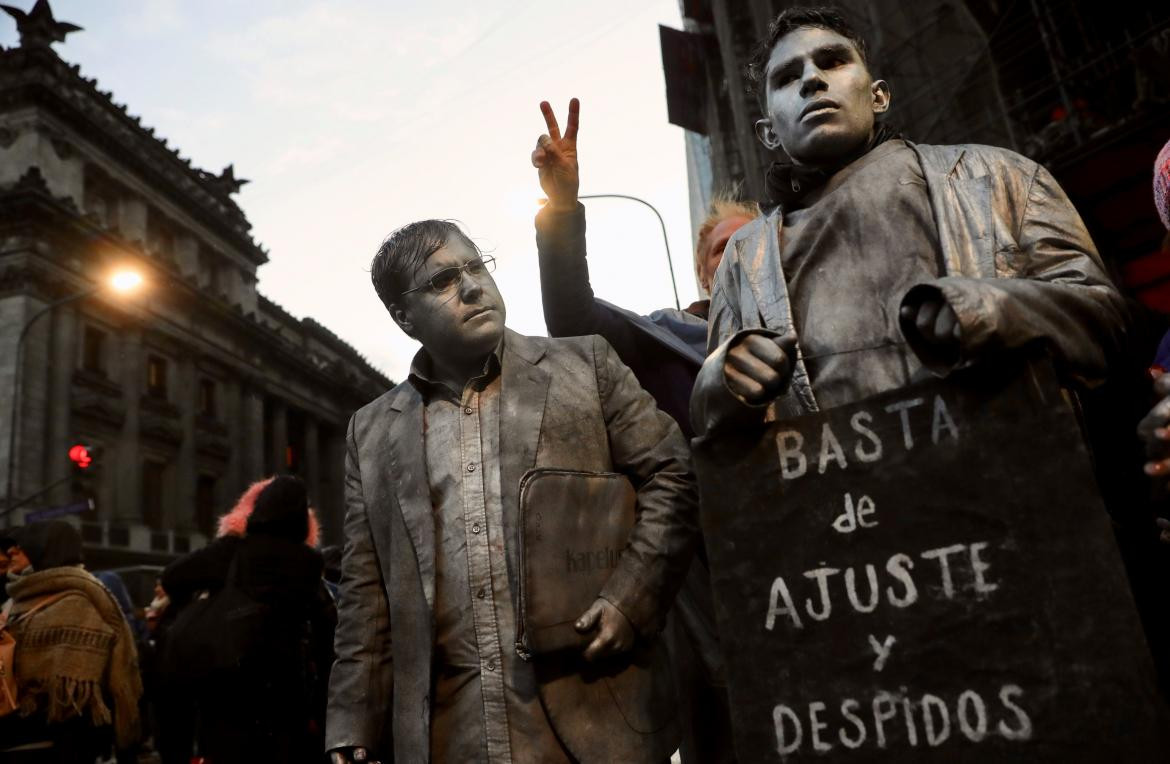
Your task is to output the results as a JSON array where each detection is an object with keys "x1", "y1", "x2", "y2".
[
  {"x1": 142, "y1": 459, "x2": 165, "y2": 529},
  {"x1": 146, "y1": 355, "x2": 169, "y2": 398},
  {"x1": 82, "y1": 325, "x2": 107, "y2": 375},
  {"x1": 195, "y1": 474, "x2": 217, "y2": 536},
  {"x1": 198, "y1": 379, "x2": 217, "y2": 419}
]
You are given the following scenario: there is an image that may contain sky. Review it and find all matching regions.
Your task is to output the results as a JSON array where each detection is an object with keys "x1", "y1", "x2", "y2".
[{"x1": 1, "y1": 0, "x2": 699, "y2": 382}]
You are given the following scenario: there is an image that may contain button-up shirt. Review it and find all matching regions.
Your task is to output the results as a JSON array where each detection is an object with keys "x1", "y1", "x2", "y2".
[{"x1": 411, "y1": 343, "x2": 570, "y2": 764}]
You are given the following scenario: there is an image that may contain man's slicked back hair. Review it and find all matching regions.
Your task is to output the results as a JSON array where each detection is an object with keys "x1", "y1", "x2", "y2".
[
  {"x1": 370, "y1": 219, "x2": 480, "y2": 310},
  {"x1": 748, "y1": 6, "x2": 870, "y2": 105}
]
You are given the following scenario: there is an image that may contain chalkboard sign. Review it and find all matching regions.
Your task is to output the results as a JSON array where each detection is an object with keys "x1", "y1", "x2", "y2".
[{"x1": 694, "y1": 362, "x2": 1166, "y2": 762}]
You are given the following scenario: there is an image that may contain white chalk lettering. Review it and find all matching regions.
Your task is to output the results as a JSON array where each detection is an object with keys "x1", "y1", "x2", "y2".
[
  {"x1": 921, "y1": 543, "x2": 966, "y2": 598},
  {"x1": 809, "y1": 701, "x2": 832, "y2": 753},
  {"x1": 847, "y1": 566, "x2": 881, "y2": 614},
  {"x1": 818, "y1": 423, "x2": 848, "y2": 474},
  {"x1": 833, "y1": 493, "x2": 877, "y2": 534},
  {"x1": 776, "y1": 430, "x2": 807, "y2": 479},
  {"x1": 901, "y1": 692, "x2": 920, "y2": 747},
  {"x1": 996, "y1": 685, "x2": 1032, "y2": 741},
  {"x1": 839, "y1": 699, "x2": 867, "y2": 749},
  {"x1": 774, "y1": 704, "x2": 802, "y2": 756},
  {"x1": 884, "y1": 397, "x2": 925, "y2": 450},
  {"x1": 921, "y1": 693, "x2": 951, "y2": 746},
  {"x1": 932, "y1": 395, "x2": 959, "y2": 444},
  {"x1": 867, "y1": 634, "x2": 896, "y2": 672},
  {"x1": 770, "y1": 685, "x2": 1029, "y2": 754},
  {"x1": 765, "y1": 576, "x2": 802, "y2": 630},
  {"x1": 804, "y1": 567, "x2": 841, "y2": 621},
  {"x1": 885, "y1": 553, "x2": 919, "y2": 608},
  {"x1": 872, "y1": 692, "x2": 899, "y2": 748},
  {"x1": 970, "y1": 541, "x2": 999, "y2": 596},
  {"x1": 850, "y1": 411, "x2": 883, "y2": 462},
  {"x1": 957, "y1": 690, "x2": 988, "y2": 742}
]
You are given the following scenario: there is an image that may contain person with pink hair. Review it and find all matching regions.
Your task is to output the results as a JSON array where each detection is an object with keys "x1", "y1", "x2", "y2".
[{"x1": 156, "y1": 475, "x2": 336, "y2": 764}]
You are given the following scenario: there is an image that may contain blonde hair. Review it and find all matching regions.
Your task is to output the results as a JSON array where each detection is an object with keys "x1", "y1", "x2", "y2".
[{"x1": 695, "y1": 193, "x2": 761, "y2": 290}]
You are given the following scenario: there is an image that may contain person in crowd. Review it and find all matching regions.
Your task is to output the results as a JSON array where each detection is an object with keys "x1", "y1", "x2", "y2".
[
  {"x1": 161, "y1": 475, "x2": 335, "y2": 764},
  {"x1": 1137, "y1": 135, "x2": 1170, "y2": 548},
  {"x1": 0, "y1": 521, "x2": 142, "y2": 763},
  {"x1": 2, "y1": 529, "x2": 33, "y2": 624},
  {"x1": 94, "y1": 570, "x2": 148, "y2": 644},
  {"x1": 532, "y1": 98, "x2": 757, "y2": 438},
  {"x1": 0, "y1": 533, "x2": 13, "y2": 577},
  {"x1": 326, "y1": 219, "x2": 699, "y2": 763},
  {"x1": 531, "y1": 99, "x2": 749, "y2": 763}
]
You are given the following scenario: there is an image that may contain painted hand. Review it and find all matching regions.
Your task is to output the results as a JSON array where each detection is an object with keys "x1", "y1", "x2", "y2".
[
  {"x1": 330, "y1": 747, "x2": 381, "y2": 764},
  {"x1": 532, "y1": 98, "x2": 580, "y2": 211},
  {"x1": 724, "y1": 333, "x2": 794, "y2": 405},
  {"x1": 576, "y1": 597, "x2": 635, "y2": 661},
  {"x1": 899, "y1": 296, "x2": 961, "y2": 362}
]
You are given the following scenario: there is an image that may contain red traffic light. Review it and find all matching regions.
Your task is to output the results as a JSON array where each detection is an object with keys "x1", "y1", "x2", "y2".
[{"x1": 69, "y1": 444, "x2": 93, "y2": 469}]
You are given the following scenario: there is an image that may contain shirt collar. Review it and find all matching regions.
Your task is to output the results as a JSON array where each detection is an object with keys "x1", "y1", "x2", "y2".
[{"x1": 408, "y1": 336, "x2": 505, "y2": 398}]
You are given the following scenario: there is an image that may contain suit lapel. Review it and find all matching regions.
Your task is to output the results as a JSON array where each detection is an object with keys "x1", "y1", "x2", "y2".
[
  {"x1": 499, "y1": 331, "x2": 550, "y2": 589},
  {"x1": 386, "y1": 382, "x2": 436, "y2": 612}
]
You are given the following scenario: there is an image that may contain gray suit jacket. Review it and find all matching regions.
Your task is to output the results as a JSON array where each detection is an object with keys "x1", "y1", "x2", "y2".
[{"x1": 326, "y1": 329, "x2": 699, "y2": 762}]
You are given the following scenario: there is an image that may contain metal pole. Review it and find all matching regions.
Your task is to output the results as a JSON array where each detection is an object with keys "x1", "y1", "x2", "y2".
[
  {"x1": 578, "y1": 194, "x2": 682, "y2": 311},
  {"x1": 4, "y1": 287, "x2": 98, "y2": 526}
]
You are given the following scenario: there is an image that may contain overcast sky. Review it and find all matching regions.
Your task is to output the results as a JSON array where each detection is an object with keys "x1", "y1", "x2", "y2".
[{"x1": 2, "y1": 0, "x2": 697, "y2": 382}]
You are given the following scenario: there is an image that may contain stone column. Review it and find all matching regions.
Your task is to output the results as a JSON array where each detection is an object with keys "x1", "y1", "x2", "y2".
[
  {"x1": 114, "y1": 326, "x2": 142, "y2": 522},
  {"x1": 45, "y1": 304, "x2": 78, "y2": 508},
  {"x1": 304, "y1": 413, "x2": 321, "y2": 506},
  {"x1": 270, "y1": 398, "x2": 288, "y2": 475},
  {"x1": 240, "y1": 382, "x2": 265, "y2": 486},
  {"x1": 224, "y1": 377, "x2": 243, "y2": 496},
  {"x1": 15, "y1": 297, "x2": 54, "y2": 515},
  {"x1": 172, "y1": 353, "x2": 197, "y2": 531},
  {"x1": 323, "y1": 426, "x2": 348, "y2": 546}
]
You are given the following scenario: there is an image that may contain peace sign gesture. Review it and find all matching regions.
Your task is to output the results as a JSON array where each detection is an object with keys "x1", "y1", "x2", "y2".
[{"x1": 532, "y1": 98, "x2": 580, "y2": 211}]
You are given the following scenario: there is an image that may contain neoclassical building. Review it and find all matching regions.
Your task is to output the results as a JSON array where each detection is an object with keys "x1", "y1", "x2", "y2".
[{"x1": 0, "y1": 3, "x2": 390, "y2": 566}]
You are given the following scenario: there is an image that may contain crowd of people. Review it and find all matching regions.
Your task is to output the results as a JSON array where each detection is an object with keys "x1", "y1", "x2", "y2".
[{"x1": 2, "y1": 5, "x2": 1170, "y2": 763}]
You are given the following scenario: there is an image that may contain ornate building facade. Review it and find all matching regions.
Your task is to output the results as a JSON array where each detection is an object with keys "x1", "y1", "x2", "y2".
[{"x1": 0, "y1": 2, "x2": 390, "y2": 566}]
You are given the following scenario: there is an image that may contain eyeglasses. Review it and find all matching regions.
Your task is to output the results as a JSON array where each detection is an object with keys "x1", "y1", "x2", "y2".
[{"x1": 401, "y1": 255, "x2": 496, "y2": 296}]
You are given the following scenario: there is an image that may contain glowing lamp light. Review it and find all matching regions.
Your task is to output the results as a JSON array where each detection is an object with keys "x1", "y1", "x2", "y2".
[
  {"x1": 69, "y1": 444, "x2": 93, "y2": 469},
  {"x1": 109, "y1": 270, "x2": 143, "y2": 294}
]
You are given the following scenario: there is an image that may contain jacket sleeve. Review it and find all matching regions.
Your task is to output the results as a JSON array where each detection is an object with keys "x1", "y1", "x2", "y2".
[
  {"x1": 325, "y1": 415, "x2": 394, "y2": 754},
  {"x1": 901, "y1": 163, "x2": 1127, "y2": 386},
  {"x1": 592, "y1": 335, "x2": 700, "y2": 637},
  {"x1": 691, "y1": 231, "x2": 775, "y2": 437},
  {"x1": 535, "y1": 203, "x2": 642, "y2": 357}
]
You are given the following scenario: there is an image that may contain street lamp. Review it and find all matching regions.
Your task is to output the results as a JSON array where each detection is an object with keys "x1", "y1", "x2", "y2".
[
  {"x1": 4, "y1": 268, "x2": 145, "y2": 523},
  {"x1": 540, "y1": 194, "x2": 681, "y2": 310}
]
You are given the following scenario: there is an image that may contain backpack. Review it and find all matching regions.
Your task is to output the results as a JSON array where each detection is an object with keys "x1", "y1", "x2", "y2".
[
  {"x1": 0, "y1": 592, "x2": 70, "y2": 717},
  {"x1": 163, "y1": 555, "x2": 274, "y2": 685}
]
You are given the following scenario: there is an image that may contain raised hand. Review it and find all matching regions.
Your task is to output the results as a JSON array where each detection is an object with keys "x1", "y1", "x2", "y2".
[{"x1": 532, "y1": 98, "x2": 580, "y2": 211}]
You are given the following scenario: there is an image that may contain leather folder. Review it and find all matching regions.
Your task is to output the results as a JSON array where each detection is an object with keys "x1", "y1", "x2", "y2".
[{"x1": 517, "y1": 468, "x2": 636, "y2": 657}]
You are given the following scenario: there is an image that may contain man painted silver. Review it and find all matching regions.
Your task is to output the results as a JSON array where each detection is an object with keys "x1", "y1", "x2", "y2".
[
  {"x1": 691, "y1": 9, "x2": 1125, "y2": 433},
  {"x1": 327, "y1": 221, "x2": 698, "y2": 763}
]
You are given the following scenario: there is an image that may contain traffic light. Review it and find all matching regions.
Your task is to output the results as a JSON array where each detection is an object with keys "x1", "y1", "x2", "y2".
[{"x1": 68, "y1": 443, "x2": 96, "y2": 469}]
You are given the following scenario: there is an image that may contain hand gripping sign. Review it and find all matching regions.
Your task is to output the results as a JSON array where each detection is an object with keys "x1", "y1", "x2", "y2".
[{"x1": 693, "y1": 360, "x2": 1167, "y2": 762}]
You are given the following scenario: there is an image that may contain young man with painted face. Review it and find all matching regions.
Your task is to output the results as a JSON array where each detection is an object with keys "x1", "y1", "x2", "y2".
[
  {"x1": 326, "y1": 220, "x2": 698, "y2": 763},
  {"x1": 690, "y1": 6, "x2": 1126, "y2": 434}
]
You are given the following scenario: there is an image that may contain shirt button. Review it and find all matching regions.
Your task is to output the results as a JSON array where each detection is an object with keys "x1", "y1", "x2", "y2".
[
  {"x1": 472, "y1": 523, "x2": 481, "y2": 534},
  {"x1": 477, "y1": 588, "x2": 486, "y2": 599},
  {"x1": 466, "y1": 462, "x2": 476, "y2": 472},
  {"x1": 486, "y1": 659, "x2": 496, "y2": 671},
  {"x1": 464, "y1": 406, "x2": 473, "y2": 415}
]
